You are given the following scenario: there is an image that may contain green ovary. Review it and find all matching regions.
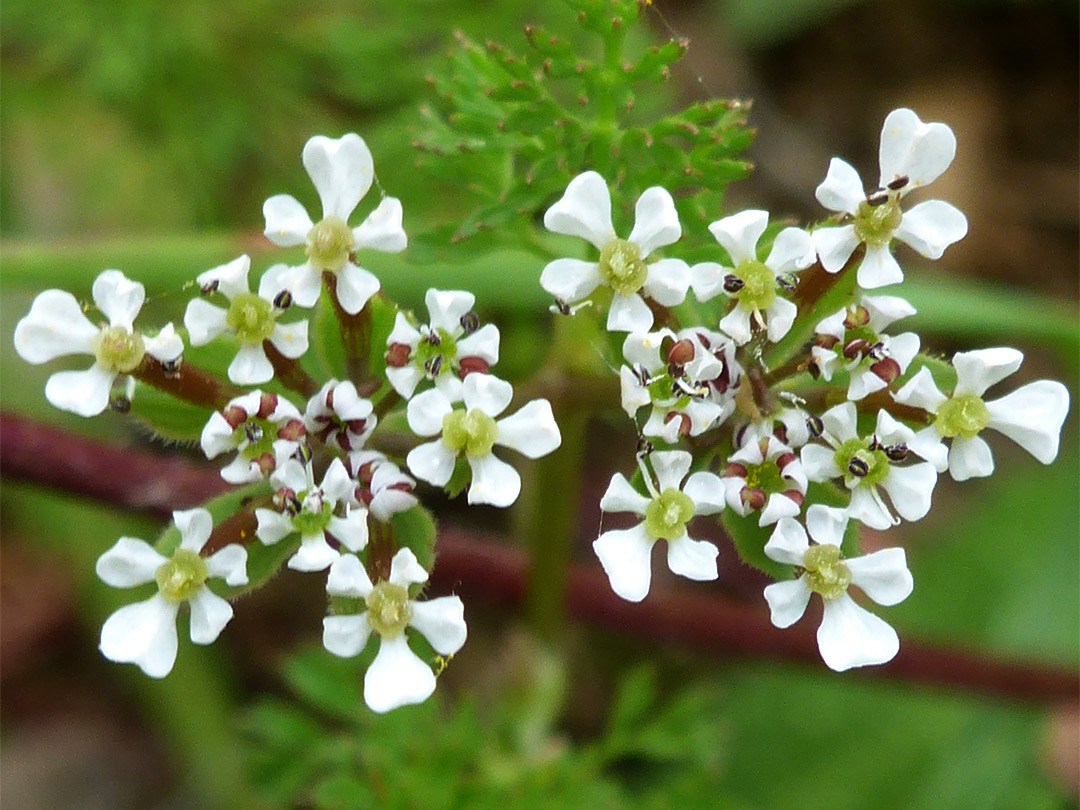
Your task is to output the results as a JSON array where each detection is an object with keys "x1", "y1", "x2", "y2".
[
  {"x1": 234, "y1": 418, "x2": 277, "y2": 459},
  {"x1": 155, "y1": 549, "x2": 209, "y2": 603},
  {"x1": 733, "y1": 260, "x2": 777, "y2": 312},
  {"x1": 306, "y1": 216, "x2": 354, "y2": 272},
  {"x1": 744, "y1": 461, "x2": 785, "y2": 493},
  {"x1": 442, "y1": 409, "x2": 498, "y2": 457},
  {"x1": 853, "y1": 198, "x2": 903, "y2": 247},
  {"x1": 644, "y1": 488, "x2": 695, "y2": 541},
  {"x1": 599, "y1": 239, "x2": 647, "y2": 296},
  {"x1": 93, "y1": 326, "x2": 145, "y2": 373},
  {"x1": 835, "y1": 438, "x2": 891, "y2": 489},
  {"x1": 225, "y1": 293, "x2": 276, "y2": 345},
  {"x1": 365, "y1": 582, "x2": 413, "y2": 638},
  {"x1": 936, "y1": 394, "x2": 989, "y2": 439},
  {"x1": 802, "y1": 544, "x2": 852, "y2": 600},
  {"x1": 414, "y1": 328, "x2": 459, "y2": 375},
  {"x1": 291, "y1": 498, "x2": 332, "y2": 537}
]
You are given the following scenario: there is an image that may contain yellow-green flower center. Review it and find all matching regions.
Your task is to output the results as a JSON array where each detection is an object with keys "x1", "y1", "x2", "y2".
[
  {"x1": 732, "y1": 260, "x2": 777, "y2": 313},
  {"x1": 93, "y1": 326, "x2": 145, "y2": 373},
  {"x1": 225, "y1": 293, "x2": 277, "y2": 345},
  {"x1": 155, "y1": 549, "x2": 209, "y2": 603},
  {"x1": 744, "y1": 460, "x2": 785, "y2": 493},
  {"x1": 291, "y1": 496, "x2": 333, "y2": 537},
  {"x1": 802, "y1": 544, "x2": 852, "y2": 600},
  {"x1": 835, "y1": 439, "x2": 891, "y2": 489},
  {"x1": 442, "y1": 408, "x2": 499, "y2": 457},
  {"x1": 936, "y1": 394, "x2": 990, "y2": 439},
  {"x1": 599, "y1": 239, "x2": 647, "y2": 296},
  {"x1": 307, "y1": 216, "x2": 354, "y2": 273},
  {"x1": 853, "y1": 198, "x2": 903, "y2": 248},
  {"x1": 644, "y1": 487, "x2": 695, "y2": 541},
  {"x1": 414, "y1": 328, "x2": 458, "y2": 376},
  {"x1": 365, "y1": 582, "x2": 413, "y2": 638}
]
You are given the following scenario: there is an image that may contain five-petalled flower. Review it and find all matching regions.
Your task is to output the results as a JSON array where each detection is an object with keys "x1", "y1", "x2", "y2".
[{"x1": 201, "y1": 390, "x2": 306, "y2": 483}]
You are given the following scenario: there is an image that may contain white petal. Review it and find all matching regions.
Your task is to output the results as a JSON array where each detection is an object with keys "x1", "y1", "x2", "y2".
[
  {"x1": 353, "y1": 197, "x2": 407, "y2": 253},
  {"x1": 666, "y1": 535, "x2": 719, "y2": 581},
  {"x1": 759, "y1": 493, "x2": 801, "y2": 526},
  {"x1": 947, "y1": 435, "x2": 995, "y2": 481},
  {"x1": 183, "y1": 299, "x2": 229, "y2": 346},
  {"x1": 406, "y1": 440, "x2": 457, "y2": 487},
  {"x1": 812, "y1": 225, "x2": 860, "y2": 274},
  {"x1": 407, "y1": 384, "x2": 455, "y2": 436},
  {"x1": 763, "y1": 518, "x2": 810, "y2": 566},
  {"x1": 263, "y1": 194, "x2": 314, "y2": 247},
  {"x1": 96, "y1": 537, "x2": 168, "y2": 588},
  {"x1": 228, "y1": 345, "x2": 274, "y2": 385},
  {"x1": 689, "y1": 261, "x2": 729, "y2": 302},
  {"x1": 682, "y1": 471, "x2": 726, "y2": 515},
  {"x1": 326, "y1": 553, "x2": 374, "y2": 598},
  {"x1": 268, "y1": 320, "x2": 309, "y2": 359},
  {"x1": 334, "y1": 262, "x2": 380, "y2": 315},
  {"x1": 806, "y1": 504, "x2": 849, "y2": 548},
  {"x1": 651, "y1": 449, "x2": 692, "y2": 492},
  {"x1": 328, "y1": 380, "x2": 374, "y2": 421},
  {"x1": 288, "y1": 532, "x2": 340, "y2": 572},
  {"x1": 893, "y1": 366, "x2": 947, "y2": 412},
  {"x1": 985, "y1": 380, "x2": 1070, "y2": 464},
  {"x1": 466, "y1": 453, "x2": 521, "y2": 507},
  {"x1": 593, "y1": 524, "x2": 655, "y2": 603},
  {"x1": 847, "y1": 548, "x2": 913, "y2": 606},
  {"x1": 815, "y1": 157, "x2": 865, "y2": 215},
  {"x1": 708, "y1": 210, "x2": 768, "y2": 265},
  {"x1": 894, "y1": 200, "x2": 968, "y2": 260},
  {"x1": 409, "y1": 596, "x2": 467, "y2": 656},
  {"x1": 424, "y1": 289, "x2": 475, "y2": 334},
  {"x1": 878, "y1": 108, "x2": 956, "y2": 192},
  {"x1": 718, "y1": 306, "x2": 752, "y2": 345},
  {"x1": 174, "y1": 508, "x2": 213, "y2": 553},
  {"x1": 874, "y1": 409, "x2": 916, "y2": 447},
  {"x1": 389, "y1": 547, "x2": 429, "y2": 588},
  {"x1": 847, "y1": 487, "x2": 895, "y2": 531},
  {"x1": 765, "y1": 227, "x2": 816, "y2": 274},
  {"x1": 323, "y1": 614, "x2": 372, "y2": 658},
  {"x1": 364, "y1": 635, "x2": 436, "y2": 714},
  {"x1": 13, "y1": 290, "x2": 99, "y2": 363},
  {"x1": 495, "y1": 399, "x2": 561, "y2": 458},
  {"x1": 621, "y1": 329, "x2": 670, "y2": 371},
  {"x1": 329, "y1": 511, "x2": 369, "y2": 553},
  {"x1": 628, "y1": 186, "x2": 681, "y2": 257},
  {"x1": 386, "y1": 365, "x2": 425, "y2": 399},
  {"x1": 817, "y1": 593, "x2": 899, "y2": 671},
  {"x1": 643, "y1": 259, "x2": 690, "y2": 306},
  {"x1": 543, "y1": 171, "x2": 615, "y2": 250},
  {"x1": 93, "y1": 270, "x2": 145, "y2": 329},
  {"x1": 763, "y1": 578, "x2": 812, "y2": 628},
  {"x1": 800, "y1": 443, "x2": 841, "y2": 482},
  {"x1": 144, "y1": 323, "x2": 184, "y2": 363},
  {"x1": 387, "y1": 310, "x2": 422, "y2": 347},
  {"x1": 765, "y1": 297, "x2": 798, "y2": 343},
  {"x1": 255, "y1": 508, "x2": 294, "y2": 545},
  {"x1": 205, "y1": 544, "x2": 248, "y2": 586},
  {"x1": 607, "y1": 293, "x2": 654, "y2": 333},
  {"x1": 432, "y1": 374, "x2": 464, "y2": 403},
  {"x1": 822, "y1": 401, "x2": 859, "y2": 443},
  {"x1": 99, "y1": 594, "x2": 179, "y2": 679},
  {"x1": 45, "y1": 365, "x2": 115, "y2": 417},
  {"x1": 865, "y1": 295, "x2": 917, "y2": 331},
  {"x1": 188, "y1": 587, "x2": 234, "y2": 645},
  {"x1": 270, "y1": 458, "x2": 311, "y2": 492},
  {"x1": 952, "y1": 347, "x2": 1024, "y2": 397},
  {"x1": 321, "y1": 457, "x2": 356, "y2": 504},
  {"x1": 600, "y1": 473, "x2": 650, "y2": 515},
  {"x1": 303, "y1": 133, "x2": 374, "y2": 220},
  {"x1": 457, "y1": 323, "x2": 500, "y2": 364},
  {"x1": 267, "y1": 263, "x2": 323, "y2": 309},
  {"x1": 462, "y1": 373, "x2": 513, "y2": 418},
  {"x1": 907, "y1": 425, "x2": 949, "y2": 472},
  {"x1": 196, "y1": 255, "x2": 251, "y2": 300},
  {"x1": 539, "y1": 259, "x2": 602, "y2": 304},
  {"x1": 880, "y1": 463, "x2": 937, "y2": 522},
  {"x1": 856, "y1": 245, "x2": 904, "y2": 289}
]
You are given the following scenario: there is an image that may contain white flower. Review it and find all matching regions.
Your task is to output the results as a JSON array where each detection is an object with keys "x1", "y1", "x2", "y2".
[
  {"x1": 691, "y1": 210, "x2": 815, "y2": 345},
  {"x1": 14, "y1": 270, "x2": 183, "y2": 417},
  {"x1": 894, "y1": 348, "x2": 1070, "y2": 481},
  {"x1": 96, "y1": 508, "x2": 248, "y2": 678},
  {"x1": 811, "y1": 294, "x2": 920, "y2": 400},
  {"x1": 619, "y1": 328, "x2": 732, "y2": 443},
  {"x1": 735, "y1": 402, "x2": 815, "y2": 451},
  {"x1": 347, "y1": 450, "x2": 419, "y2": 522},
  {"x1": 540, "y1": 171, "x2": 690, "y2": 333},
  {"x1": 721, "y1": 436, "x2": 807, "y2": 526},
  {"x1": 593, "y1": 450, "x2": 724, "y2": 602},
  {"x1": 800, "y1": 402, "x2": 938, "y2": 530},
  {"x1": 405, "y1": 374, "x2": 561, "y2": 507},
  {"x1": 183, "y1": 255, "x2": 309, "y2": 385},
  {"x1": 812, "y1": 108, "x2": 968, "y2": 289},
  {"x1": 255, "y1": 458, "x2": 368, "y2": 572},
  {"x1": 322, "y1": 549, "x2": 466, "y2": 713},
  {"x1": 763, "y1": 505, "x2": 913, "y2": 671},
  {"x1": 262, "y1": 133, "x2": 406, "y2": 315},
  {"x1": 305, "y1": 379, "x2": 376, "y2": 451},
  {"x1": 384, "y1": 289, "x2": 500, "y2": 400},
  {"x1": 201, "y1": 390, "x2": 306, "y2": 483}
]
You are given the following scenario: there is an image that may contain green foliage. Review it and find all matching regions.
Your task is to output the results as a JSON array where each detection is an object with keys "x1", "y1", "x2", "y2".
[
  {"x1": 389, "y1": 505, "x2": 438, "y2": 572},
  {"x1": 413, "y1": 0, "x2": 753, "y2": 254}
]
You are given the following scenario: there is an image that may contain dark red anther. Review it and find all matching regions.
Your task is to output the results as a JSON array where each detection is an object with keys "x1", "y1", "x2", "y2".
[
  {"x1": 723, "y1": 275, "x2": 745, "y2": 294},
  {"x1": 775, "y1": 452, "x2": 797, "y2": 471},
  {"x1": 815, "y1": 334, "x2": 840, "y2": 350},
  {"x1": 458, "y1": 357, "x2": 490, "y2": 378},
  {"x1": 807, "y1": 414, "x2": 824, "y2": 438},
  {"x1": 843, "y1": 306, "x2": 871, "y2": 330},
  {"x1": 667, "y1": 339, "x2": 695, "y2": 366},
  {"x1": 885, "y1": 443, "x2": 909, "y2": 462},
  {"x1": 665, "y1": 412, "x2": 691, "y2": 437},
  {"x1": 724, "y1": 463, "x2": 748, "y2": 479},
  {"x1": 256, "y1": 453, "x2": 276, "y2": 476},
  {"x1": 277, "y1": 419, "x2": 306, "y2": 442},
  {"x1": 347, "y1": 419, "x2": 368, "y2": 435},
  {"x1": 782, "y1": 490, "x2": 805, "y2": 508},
  {"x1": 741, "y1": 487, "x2": 767, "y2": 511},
  {"x1": 257, "y1": 392, "x2": 279, "y2": 419},
  {"x1": 223, "y1": 405, "x2": 248, "y2": 429},
  {"x1": 843, "y1": 339, "x2": 871, "y2": 360},
  {"x1": 385, "y1": 343, "x2": 412, "y2": 368},
  {"x1": 871, "y1": 357, "x2": 902, "y2": 384}
]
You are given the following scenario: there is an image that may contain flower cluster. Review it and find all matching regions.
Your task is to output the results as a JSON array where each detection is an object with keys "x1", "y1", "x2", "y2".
[
  {"x1": 541, "y1": 109, "x2": 1069, "y2": 671},
  {"x1": 14, "y1": 133, "x2": 561, "y2": 712}
]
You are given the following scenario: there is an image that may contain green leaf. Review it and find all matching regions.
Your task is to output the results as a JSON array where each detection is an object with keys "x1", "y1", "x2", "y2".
[
  {"x1": 721, "y1": 510, "x2": 787, "y2": 579},
  {"x1": 391, "y1": 504, "x2": 438, "y2": 571}
]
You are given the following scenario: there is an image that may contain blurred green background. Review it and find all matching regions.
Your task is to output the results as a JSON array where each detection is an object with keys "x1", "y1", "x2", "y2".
[{"x1": 2, "y1": 0, "x2": 1077, "y2": 808}]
